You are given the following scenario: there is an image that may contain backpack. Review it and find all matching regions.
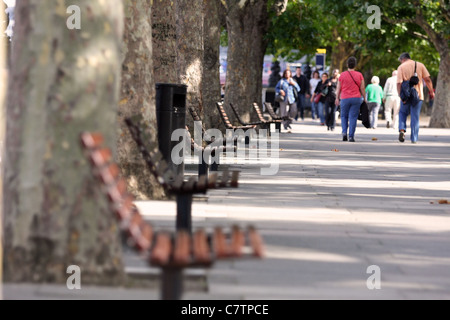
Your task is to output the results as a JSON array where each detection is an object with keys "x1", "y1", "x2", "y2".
[
  {"x1": 400, "y1": 61, "x2": 420, "y2": 104},
  {"x1": 400, "y1": 80, "x2": 419, "y2": 104}
]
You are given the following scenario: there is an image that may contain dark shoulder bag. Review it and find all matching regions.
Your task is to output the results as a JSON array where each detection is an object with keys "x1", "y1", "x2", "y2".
[{"x1": 348, "y1": 71, "x2": 370, "y2": 129}]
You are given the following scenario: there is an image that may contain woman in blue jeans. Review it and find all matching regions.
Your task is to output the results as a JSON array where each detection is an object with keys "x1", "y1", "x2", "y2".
[{"x1": 335, "y1": 57, "x2": 367, "y2": 142}]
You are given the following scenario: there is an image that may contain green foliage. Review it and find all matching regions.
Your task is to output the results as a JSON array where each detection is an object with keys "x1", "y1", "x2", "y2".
[{"x1": 266, "y1": 0, "x2": 443, "y2": 77}]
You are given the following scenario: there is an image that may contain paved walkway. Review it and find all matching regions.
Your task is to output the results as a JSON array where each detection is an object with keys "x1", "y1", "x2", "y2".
[{"x1": 4, "y1": 117, "x2": 450, "y2": 300}]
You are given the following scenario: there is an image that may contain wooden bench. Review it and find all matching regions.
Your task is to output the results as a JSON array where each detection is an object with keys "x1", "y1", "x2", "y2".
[
  {"x1": 187, "y1": 107, "x2": 237, "y2": 174},
  {"x1": 80, "y1": 132, "x2": 264, "y2": 300},
  {"x1": 229, "y1": 103, "x2": 271, "y2": 134},
  {"x1": 253, "y1": 103, "x2": 282, "y2": 133},
  {"x1": 216, "y1": 102, "x2": 256, "y2": 145},
  {"x1": 186, "y1": 125, "x2": 224, "y2": 175},
  {"x1": 188, "y1": 106, "x2": 239, "y2": 147},
  {"x1": 264, "y1": 102, "x2": 284, "y2": 131},
  {"x1": 125, "y1": 115, "x2": 240, "y2": 234}
]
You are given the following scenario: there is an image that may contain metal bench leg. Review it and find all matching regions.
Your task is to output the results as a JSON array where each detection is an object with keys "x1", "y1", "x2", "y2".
[
  {"x1": 210, "y1": 149, "x2": 219, "y2": 172},
  {"x1": 276, "y1": 122, "x2": 281, "y2": 132},
  {"x1": 198, "y1": 152, "x2": 209, "y2": 177},
  {"x1": 176, "y1": 193, "x2": 193, "y2": 234},
  {"x1": 161, "y1": 267, "x2": 183, "y2": 300}
]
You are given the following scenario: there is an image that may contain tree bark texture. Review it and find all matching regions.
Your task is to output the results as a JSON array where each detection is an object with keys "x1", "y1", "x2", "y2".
[
  {"x1": 0, "y1": 0, "x2": 6, "y2": 298},
  {"x1": 151, "y1": 0, "x2": 178, "y2": 83},
  {"x1": 119, "y1": 0, "x2": 165, "y2": 200},
  {"x1": 202, "y1": 0, "x2": 224, "y2": 130},
  {"x1": 176, "y1": 0, "x2": 204, "y2": 129},
  {"x1": 3, "y1": 0, "x2": 126, "y2": 284},
  {"x1": 224, "y1": 0, "x2": 270, "y2": 123}
]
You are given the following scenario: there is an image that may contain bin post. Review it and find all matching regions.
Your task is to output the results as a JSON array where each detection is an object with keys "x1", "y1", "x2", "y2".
[{"x1": 156, "y1": 83, "x2": 187, "y2": 178}]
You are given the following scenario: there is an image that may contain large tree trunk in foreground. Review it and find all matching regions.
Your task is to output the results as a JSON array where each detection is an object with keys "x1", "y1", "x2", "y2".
[
  {"x1": 3, "y1": 0, "x2": 125, "y2": 284},
  {"x1": 119, "y1": 0, "x2": 165, "y2": 200},
  {"x1": 0, "y1": 0, "x2": 6, "y2": 298}
]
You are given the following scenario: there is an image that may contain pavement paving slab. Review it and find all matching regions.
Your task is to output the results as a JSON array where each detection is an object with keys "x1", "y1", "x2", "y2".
[{"x1": 4, "y1": 117, "x2": 450, "y2": 300}]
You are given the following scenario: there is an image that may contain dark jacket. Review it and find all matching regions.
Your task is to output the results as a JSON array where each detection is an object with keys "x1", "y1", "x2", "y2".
[
  {"x1": 325, "y1": 79, "x2": 338, "y2": 104},
  {"x1": 314, "y1": 80, "x2": 328, "y2": 103},
  {"x1": 292, "y1": 74, "x2": 310, "y2": 96}
]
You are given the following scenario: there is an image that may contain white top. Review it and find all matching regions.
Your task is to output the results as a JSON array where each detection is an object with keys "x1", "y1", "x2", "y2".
[
  {"x1": 383, "y1": 76, "x2": 399, "y2": 97},
  {"x1": 310, "y1": 78, "x2": 321, "y2": 96},
  {"x1": 4, "y1": 0, "x2": 15, "y2": 39}
]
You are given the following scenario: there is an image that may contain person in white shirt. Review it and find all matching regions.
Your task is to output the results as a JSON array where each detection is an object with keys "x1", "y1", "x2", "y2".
[
  {"x1": 309, "y1": 71, "x2": 321, "y2": 121},
  {"x1": 383, "y1": 70, "x2": 400, "y2": 129},
  {"x1": 3, "y1": 0, "x2": 15, "y2": 40}
]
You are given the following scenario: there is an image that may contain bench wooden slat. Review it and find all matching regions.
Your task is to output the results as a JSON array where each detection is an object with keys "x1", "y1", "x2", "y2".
[
  {"x1": 231, "y1": 226, "x2": 245, "y2": 257},
  {"x1": 81, "y1": 132, "x2": 104, "y2": 149},
  {"x1": 196, "y1": 174, "x2": 207, "y2": 191},
  {"x1": 248, "y1": 226, "x2": 264, "y2": 258},
  {"x1": 107, "y1": 179, "x2": 128, "y2": 204},
  {"x1": 231, "y1": 171, "x2": 239, "y2": 188},
  {"x1": 150, "y1": 232, "x2": 172, "y2": 266},
  {"x1": 91, "y1": 148, "x2": 112, "y2": 168},
  {"x1": 135, "y1": 223, "x2": 153, "y2": 252},
  {"x1": 193, "y1": 229, "x2": 211, "y2": 265},
  {"x1": 213, "y1": 227, "x2": 230, "y2": 258},
  {"x1": 207, "y1": 173, "x2": 218, "y2": 189},
  {"x1": 173, "y1": 231, "x2": 191, "y2": 266},
  {"x1": 183, "y1": 176, "x2": 197, "y2": 192},
  {"x1": 220, "y1": 170, "x2": 230, "y2": 188},
  {"x1": 115, "y1": 195, "x2": 135, "y2": 221},
  {"x1": 99, "y1": 163, "x2": 120, "y2": 186}
]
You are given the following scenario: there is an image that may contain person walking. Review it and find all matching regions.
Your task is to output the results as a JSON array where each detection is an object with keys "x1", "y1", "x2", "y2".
[
  {"x1": 275, "y1": 69, "x2": 301, "y2": 133},
  {"x1": 335, "y1": 57, "x2": 367, "y2": 142},
  {"x1": 309, "y1": 71, "x2": 321, "y2": 121},
  {"x1": 366, "y1": 76, "x2": 384, "y2": 129},
  {"x1": 312, "y1": 73, "x2": 329, "y2": 126},
  {"x1": 397, "y1": 53, "x2": 435, "y2": 144},
  {"x1": 292, "y1": 66, "x2": 310, "y2": 121},
  {"x1": 383, "y1": 70, "x2": 400, "y2": 129},
  {"x1": 325, "y1": 69, "x2": 339, "y2": 131}
]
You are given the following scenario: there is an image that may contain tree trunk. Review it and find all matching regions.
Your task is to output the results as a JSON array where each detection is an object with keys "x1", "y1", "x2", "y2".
[
  {"x1": 119, "y1": 0, "x2": 165, "y2": 200},
  {"x1": 429, "y1": 51, "x2": 450, "y2": 128},
  {"x1": 224, "y1": 0, "x2": 270, "y2": 123},
  {"x1": 176, "y1": 0, "x2": 204, "y2": 129},
  {"x1": 0, "y1": 0, "x2": 6, "y2": 298},
  {"x1": 3, "y1": 0, "x2": 126, "y2": 284},
  {"x1": 202, "y1": 0, "x2": 224, "y2": 130},
  {"x1": 414, "y1": 6, "x2": 449, "y2": 128},
  {"x1": 151, "y1": 0, "x2": 178, "y2": 83},
  {"x1": 330, "y1": 30, "x2": 354, "y2": 73}
]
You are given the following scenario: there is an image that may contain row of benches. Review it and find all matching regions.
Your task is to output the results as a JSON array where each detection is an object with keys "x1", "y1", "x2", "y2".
[{"x1": 80, "y1": 102, "x2": 279, "y2": 299}]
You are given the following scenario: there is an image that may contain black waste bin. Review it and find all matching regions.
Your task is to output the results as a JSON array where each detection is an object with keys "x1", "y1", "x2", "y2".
[{"x1": 156, "y1": 83, "x2": 187, "y2": 178}]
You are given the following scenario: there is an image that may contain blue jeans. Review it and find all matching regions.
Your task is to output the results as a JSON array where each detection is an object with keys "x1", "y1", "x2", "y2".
[
  {"x1": 399, "y1": 99, "x2": 423, "y2": 143},
  {"x1": 311, "y1": 101, "x2": 318, "y2": 120},
  {"x1": 340, "y1": 98, "x2": 362, "y2": 138},
  {"x1": 296, "y1": 94, "x2": 306, "y2": 120},
  {"x1": 318, "y1": 101, "x2": 326, "y2": 124}
]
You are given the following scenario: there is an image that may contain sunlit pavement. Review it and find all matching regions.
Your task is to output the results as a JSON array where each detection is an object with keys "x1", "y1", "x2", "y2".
[
  {"x1": 132, "y1": 116, "x2": 450, "y2": 300},
  {"x1": 5, "y1": 116, "x2": 450, "y2": 300}
]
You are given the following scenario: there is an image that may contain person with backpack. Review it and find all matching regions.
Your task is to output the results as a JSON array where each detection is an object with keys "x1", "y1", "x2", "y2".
[{"x1": 396, "y1": 53, "x2": 435, "y2": 144}]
